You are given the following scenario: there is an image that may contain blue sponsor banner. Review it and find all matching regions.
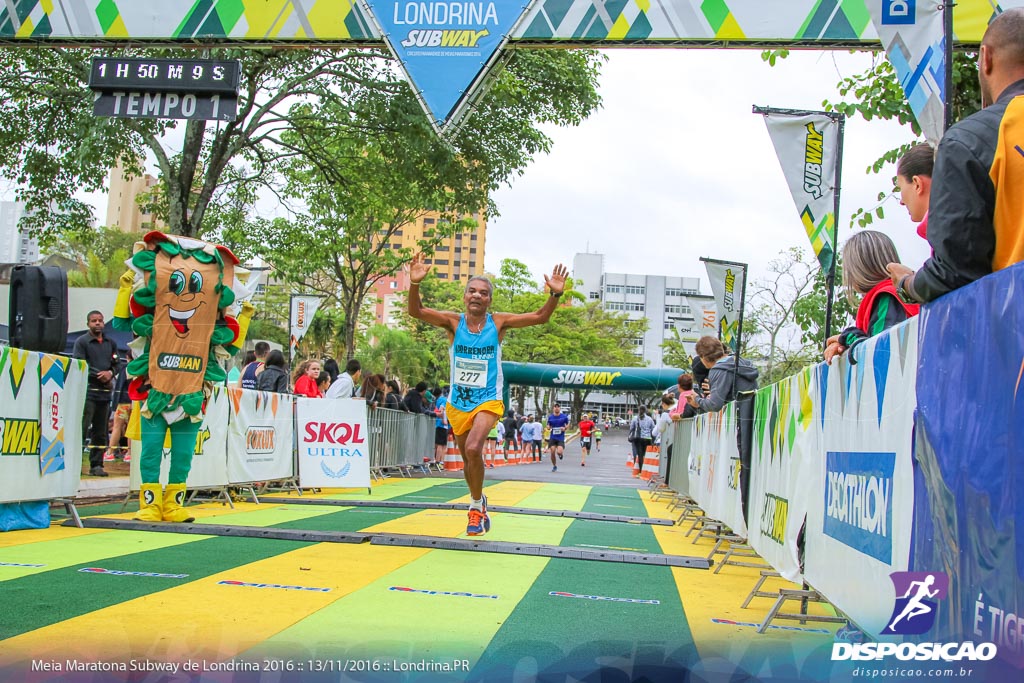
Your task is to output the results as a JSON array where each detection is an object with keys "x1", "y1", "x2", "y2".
[
  {"x1": 823, "y1": 451, "x2": 895, "y2": 563},
  {"x1": 881, "y1": 0, "x2": 917, "y2": 25},
  {"x1": 912, "y1": 261, "x2": 1024, "y2": 661},
  {"x1": 365, "y1": 0, "x2": 525, "y2": 130}
]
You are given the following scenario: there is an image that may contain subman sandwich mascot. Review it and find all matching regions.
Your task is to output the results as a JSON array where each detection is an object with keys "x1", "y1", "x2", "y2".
[{"x1": 113, "y1": 232, "x2": 254, "y2": 522}]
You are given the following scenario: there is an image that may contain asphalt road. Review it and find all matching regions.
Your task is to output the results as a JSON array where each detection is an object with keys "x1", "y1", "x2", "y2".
[{"x1": 453, "y1": 427, "x2": 645, "y2": 489}]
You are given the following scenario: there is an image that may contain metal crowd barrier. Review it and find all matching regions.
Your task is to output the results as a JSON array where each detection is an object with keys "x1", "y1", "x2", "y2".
[{"x1": 366, "y1": 408, "x2": 435, "y2": 478}]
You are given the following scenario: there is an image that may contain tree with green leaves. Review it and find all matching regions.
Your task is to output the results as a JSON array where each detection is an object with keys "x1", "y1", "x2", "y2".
[{"x1": 0, "y1": 46, "x2": 601, "y2": 255}]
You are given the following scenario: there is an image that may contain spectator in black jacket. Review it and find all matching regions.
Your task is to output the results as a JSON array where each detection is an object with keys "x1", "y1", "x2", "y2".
[
  {"x1": 687, "y1": 336, "x2": 759, "y2": 524},
  {"x1": 403, "y1": 381, "x2": 433, "y2": 414},
  {"x1": 73, "y1": 311, "x2": 120, "y2": 477},
  {"x1": 256, "y1": 350, "x2": 289, "y2": 393},
  {"x1": 888, "y1": 9, "x2": 1024, "y2": 302}
]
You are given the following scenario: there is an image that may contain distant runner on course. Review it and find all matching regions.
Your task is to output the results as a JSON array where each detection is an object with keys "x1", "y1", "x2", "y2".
[{"x1": 407, "y1": 253, "x2": 568, "y2": 536}]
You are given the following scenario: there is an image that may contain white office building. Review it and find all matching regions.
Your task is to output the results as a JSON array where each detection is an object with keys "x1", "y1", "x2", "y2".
[
  {"x1": 0, "y1": 201, "x2": 39, "y2": 265},
  {"x1": 573, "y1": 252, "x2": 712, "y2": 368}
]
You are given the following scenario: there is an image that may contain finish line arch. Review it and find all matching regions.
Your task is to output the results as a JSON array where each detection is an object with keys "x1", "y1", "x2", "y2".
[{"x1": 499, "y1": 362, "x2": 684, "y2": 414}]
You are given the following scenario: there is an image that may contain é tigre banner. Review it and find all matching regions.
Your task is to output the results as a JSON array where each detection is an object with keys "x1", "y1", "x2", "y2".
[
  {"x1": 296, "y1": 397, "x2": 371, "y2": 489},
  {"x1": 761, "y1": 112, "x2": 840, "y2": 272}
]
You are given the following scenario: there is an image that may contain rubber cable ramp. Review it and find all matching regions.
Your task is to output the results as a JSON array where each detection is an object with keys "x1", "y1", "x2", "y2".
[
  {"x1": 259, "y1": 496, "x2": 675, "y2": 525},
  {"x1": 71, "y1": 518, "x2": 710, "y2": 568}
]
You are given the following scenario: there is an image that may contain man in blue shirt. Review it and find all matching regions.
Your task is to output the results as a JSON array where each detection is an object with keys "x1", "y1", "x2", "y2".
[
  {"x1": 407, "y1": 253, "x2": 567, "y2": 536},
  {"x1": 433, "y1": 387, "x2": 449, "y2": 467},
  {"x1": 546, "y1": 404, "x2": 570, "y2": 472}
]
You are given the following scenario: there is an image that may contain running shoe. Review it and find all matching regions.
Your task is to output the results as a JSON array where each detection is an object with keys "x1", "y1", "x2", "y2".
[
  {"x1": 466, "y1": 496, "x2": 489, "y2": 536},
  {"x1": 558, "y1": 453, "x2": 563, "y2": 460},
  {"x1": 552, "y1": 466, "x2": 558, "y2": 472},
  {"x1": 103, "y1": 450, "x2": 115, "y2": 462},
  {"x1": 581, "y1": 462, "x2": 585, "y2": 467}
]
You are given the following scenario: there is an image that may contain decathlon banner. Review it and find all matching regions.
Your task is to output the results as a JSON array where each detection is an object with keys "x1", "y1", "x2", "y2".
[
  {"x1": 296, "y1": 397, "x2": 371, "y2": 489},
  {"x1": 128, "y1": 385, "x2": 231, "y2": 489},
  {"x1": 803, "y1": 318, "x2": 918, "y2": 637},
  {"x1": 911, "y1": 263, "x2": 1024, "y2": 654},
  {"x1": 226, "y1": 388, "x2": 294, "y2": 484},
  {"x1": 748, "y1": 367, "x2": 820, "y2": 584},
  {"x1": 865, "y1": 0, "x2": 945, "y2": 145},
  {"x1": 289, "y1": 295, "x2": 323, "y2": 352},
  {"x1": 761, "y1": 112, "x2": 840, "y2": 272},
  {"x1": 363, "y1": 0, "x2": 526, "y2": 132},
  {"x1": 0, "y1": 348, "x2": 86, "y2": 503},
  {"x1": 688, "y1": 403, "x2": 747, "y2": 537},
  {"x1": 701, "y1": 258, "x2": 745, "y2": 352}
]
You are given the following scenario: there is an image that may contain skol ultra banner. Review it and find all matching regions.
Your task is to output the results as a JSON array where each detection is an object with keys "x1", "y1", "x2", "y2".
[
  {"x1": 226, "y1": 387, "x2": 294, "y2": 484},
  {"x1": 128, "y1": 385, "x2": 231, "y2": 489},
  {"x1": 688, "y1": 403, "x2": 747, "y2": 538},
  {"x1": 761, "y1": 112, "x2": 840, "y2": 272},
  {"x1": 748, "y1": 367, "x2": 820, "y2": 583},
  {"x1": 296, "y1": 397, "x2": 371, "y2": 489},
  {"x1": 702, "y1": 258, "x2": 746, "y2": 352},
  {"x1": 0, "y1": 347, "x2": 85, "y2": 503},
  {"x1": 865, "y1": 0, "x2": 945, "y2": 144},
  {"x1": 804, "y1": 317, "x2": 918, "y2": 638},
  {"x1": 289, "y1": 295, "x2": 323, "y2": 352}
]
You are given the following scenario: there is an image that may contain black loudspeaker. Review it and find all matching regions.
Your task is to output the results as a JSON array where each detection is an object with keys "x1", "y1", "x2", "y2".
[{"x1": 9, "y1": 265, "x2": 68, "y2": 354}]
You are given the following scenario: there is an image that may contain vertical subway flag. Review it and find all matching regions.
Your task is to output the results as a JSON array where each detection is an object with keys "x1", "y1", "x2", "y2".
[
  {"x1": 289, "y1": 296, "x2": 324, "y2": 353},
  {"x1": 362, "y1": 0, "x2": 527, "y2": 134},
  {"x1": 702, "y1": 260, "x2": 746, "y2": 352},
  {"x1": 865, "y1": 0, "x2": 945, "y2": 145},
  {"x1": 762, "y1": 113, "x2": 839, "y2": 272}
]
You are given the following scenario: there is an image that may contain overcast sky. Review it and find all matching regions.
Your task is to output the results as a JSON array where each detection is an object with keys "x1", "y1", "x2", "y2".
[{"x1": 485, "y1": 48, "x2": 933, "y2": 295}]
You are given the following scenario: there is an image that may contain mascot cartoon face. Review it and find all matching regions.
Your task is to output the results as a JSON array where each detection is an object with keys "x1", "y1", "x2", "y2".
[
  {"x1": 155, "y1": 252, "x2": 221, "y2": 341},
  {"x1": 138, "y1": 234, "x2": 237, "y2": 398}
]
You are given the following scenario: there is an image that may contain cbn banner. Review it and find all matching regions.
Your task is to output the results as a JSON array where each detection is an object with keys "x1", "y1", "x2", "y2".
[
  {"x1": 702, "y1": 259, "x2": 745, "y2": 352},
  {"x1": 804, "y1": 318, "x2": 918, "y2": 638},
  {"x1": 688, "y1": 403, "x2": 747, "y2": 537},
  {"x1": 289, "y1": 295, "x2": 323, "y2": 352},
  {"x1": 0, "y1": 348, "x2": 86, "y2": 503},
  {"x1": 128, "y1": 386, "x2": 230, "y2": 489},
  {"x1": 911, "y1": 263, "x2": 1024, "y2": 661},
  {"x1": 762, "y1": 112, "x2": 840, "y2": 271},
  {"x1": 296, "y1": 397, "x2": 371, "y2": 489},
  {"x1": 748, "y1": 367, "x2": 820, "y2": 583},
  {"x1": 226, "y1": 388, "x2": 294, "y2": 483},
  {"x1": 865, "y1": 0, "x2": 945, "y2": 145}
]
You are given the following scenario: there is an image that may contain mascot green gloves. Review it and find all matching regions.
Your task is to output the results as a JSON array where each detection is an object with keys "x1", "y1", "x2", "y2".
[{"x1": 113, "y1": 232, "x2": 254, "y2": 522}]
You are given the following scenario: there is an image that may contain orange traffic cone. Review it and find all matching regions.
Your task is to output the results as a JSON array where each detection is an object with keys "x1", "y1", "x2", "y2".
[
  {"x1": 444, "y1": 437, "x2": 462, "y2": 472},
  {"x1": 640, "y1": 445, "x2": 660, "y2": 481}
]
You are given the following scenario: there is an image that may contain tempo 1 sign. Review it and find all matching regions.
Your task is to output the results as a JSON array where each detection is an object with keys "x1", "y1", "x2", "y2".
[
  {"x1": 92, "y1": 91, "x2": 236, "y2": 121},
  {"x1": 88, "y1": 56, "x2": 240, "y2": 121}
]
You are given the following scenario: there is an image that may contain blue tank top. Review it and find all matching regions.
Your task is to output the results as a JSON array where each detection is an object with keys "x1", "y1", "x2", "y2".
[
  {"x1": 449, "y1": 314, "x2": 503, "y2": 411},
  {"x1": 240, "y1": 362, "x2": 262, "y2": 390}
]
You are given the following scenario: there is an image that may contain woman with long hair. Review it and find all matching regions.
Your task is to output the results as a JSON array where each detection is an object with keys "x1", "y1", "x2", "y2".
[
  {"x1": 291, "y1": 359, "x2": 323, "y2": 398},
  {"x1": 825, "y1": 230, "x2": 921, "y2": 364}
]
